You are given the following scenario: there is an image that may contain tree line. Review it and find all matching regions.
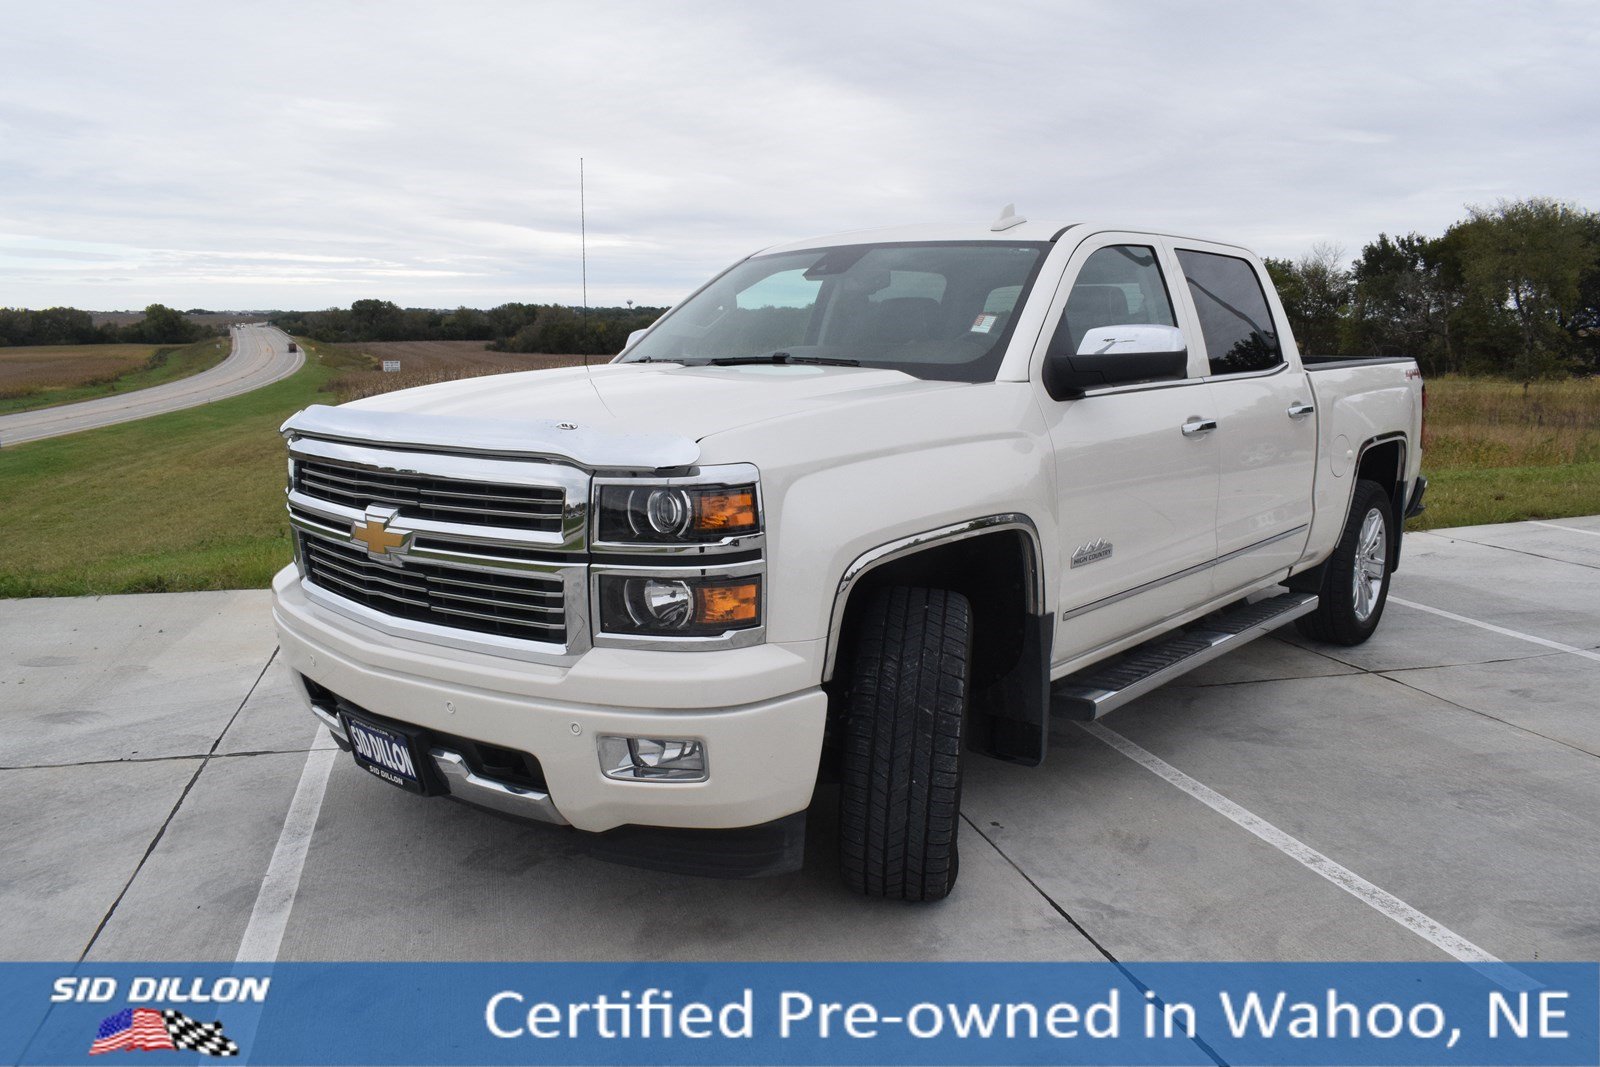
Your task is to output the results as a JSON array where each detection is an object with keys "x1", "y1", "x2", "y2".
[
  {"x1": 1265, "y1": 197, "x2": 1599, "y2": 379},
  {"x1": 269, "y1": 300, "x2": 666, "y2": 356},
  {"x1": 0, "y1": 304, "x2": 215, "y2": 347}
]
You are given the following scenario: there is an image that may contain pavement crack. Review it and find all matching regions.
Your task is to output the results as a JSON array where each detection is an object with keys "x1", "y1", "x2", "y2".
[
  {"x1": 1, "y1": 747, "x2": 322, "y2": 772},
  {"x1": 1426, "y1": 533, "x2": 1600, "y2": 572},
  {"x1": 1375, "y1": 649, "x2": 1570, "y2": 675},
  {"x1": 959, "y1": 812, "x2": 1123, "y2": 963},
  {"x1": 960, "y1": 813, "x2": 1230, "y2": 1066},
  {"x1": 1374, "y1": 670, "x2": 1600, "y2": 762},
  {"x1": 76, "y1": 648, "x2": 278, "y2": 961}
]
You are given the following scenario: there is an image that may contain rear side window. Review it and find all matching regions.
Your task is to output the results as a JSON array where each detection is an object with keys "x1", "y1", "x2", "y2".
[{"x1": 1176, "y1": 250, "x2": 1282, "y2": 374}]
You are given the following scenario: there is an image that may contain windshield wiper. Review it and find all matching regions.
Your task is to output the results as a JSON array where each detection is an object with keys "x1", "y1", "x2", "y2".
[{"x1": 704, "y1": 351, "x2": 860, "y2": 367}]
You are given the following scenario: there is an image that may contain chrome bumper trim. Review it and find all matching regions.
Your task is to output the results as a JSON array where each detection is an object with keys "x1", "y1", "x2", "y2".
[
  {"x1": 310, "y1": 702, "x2": 347, "y2": 741},
  {"x1": 429, "y1": 748, "x2": 569, "y2": 825},
  {"x1": 308, "y1": 699, "x2": 567, "y2": 825}
]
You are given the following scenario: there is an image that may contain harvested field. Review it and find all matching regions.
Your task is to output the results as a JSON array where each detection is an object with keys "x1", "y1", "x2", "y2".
[
  {"x1": 319, "y1": 340, "x2": 590, "y2": 403},
  {"x1": 0, "y1": 343, "x2": 165, "y2": 398},
  {"x1": 0, "y1": 337, "x2": 232, "y2": 415}
]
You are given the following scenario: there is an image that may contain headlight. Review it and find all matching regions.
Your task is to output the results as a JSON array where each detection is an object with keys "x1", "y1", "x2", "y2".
[
  {"x1": 596, "y1": 483, "x2": 759, "y2": 544},
  {"x1": 598, "y1": 573, "x2": 762, "y2": 637}
]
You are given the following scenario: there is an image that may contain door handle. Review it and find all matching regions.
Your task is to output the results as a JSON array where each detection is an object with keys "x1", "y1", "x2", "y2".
[
  {"x1": 1287, "y1": 401, "x2": 1315, "y2": 419},
  {"x1": 1181, "y1": 417, "x2": 1218, "y2": 437}
]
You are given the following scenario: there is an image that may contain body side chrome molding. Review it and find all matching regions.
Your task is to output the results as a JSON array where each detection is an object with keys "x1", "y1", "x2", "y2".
[
  {"x1": 822, "y1": 513, "x2": 1045, "y2": 682},
  {"x1": 1059, "y1": 524, "x2": 1309, "y2": 623}
]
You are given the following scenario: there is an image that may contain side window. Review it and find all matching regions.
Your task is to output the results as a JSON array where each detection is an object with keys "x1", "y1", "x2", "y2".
[
  {"x1": 1175, "y1": 250, "x2": 1282, "y2": 374},
  {"x1": 1053, "y1": 245, "x2": 1176, "y2": 355}
]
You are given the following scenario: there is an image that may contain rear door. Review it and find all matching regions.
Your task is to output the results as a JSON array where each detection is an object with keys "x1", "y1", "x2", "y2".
[
  {"x1": 1035, "y1": 232, "x2": 1220, "y2": 664},
  {"x1": 1172, "y1": 244, "x2": 1317, "y2": 595}
]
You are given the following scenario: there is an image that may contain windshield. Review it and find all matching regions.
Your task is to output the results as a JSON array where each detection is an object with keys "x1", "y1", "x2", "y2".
[{"x1": 618, "y1": 241, "x2": 1051, "y2": 382}]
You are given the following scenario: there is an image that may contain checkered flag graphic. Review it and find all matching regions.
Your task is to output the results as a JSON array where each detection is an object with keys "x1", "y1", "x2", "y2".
[{"x1": 162, "y1": 1011, "x2": 240, "y2": 1057}]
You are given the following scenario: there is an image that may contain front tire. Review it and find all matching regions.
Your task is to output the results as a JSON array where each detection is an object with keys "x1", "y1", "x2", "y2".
[
  {"x1": 1296, "y1": 479, "x2": 1394, "y2": 646},
  {"x1": 838, "y1": 587, "x2": 971, "y2": 901}
]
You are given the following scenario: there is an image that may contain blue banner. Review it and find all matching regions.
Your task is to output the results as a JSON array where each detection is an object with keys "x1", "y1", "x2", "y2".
[{"x1": 4, "y1": 962, "x2": 1595, "y2": 1065}]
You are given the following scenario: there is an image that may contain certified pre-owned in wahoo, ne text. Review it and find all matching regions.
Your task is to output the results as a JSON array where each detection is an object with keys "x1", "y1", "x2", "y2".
[{"x1": 272, "y1": 211, "x2": 1425, "y2": 899}]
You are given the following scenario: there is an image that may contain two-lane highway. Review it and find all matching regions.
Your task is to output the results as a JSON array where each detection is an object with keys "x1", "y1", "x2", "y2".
[{"x1": 0, "y1": 324, "x2": 304, "y2": 446}]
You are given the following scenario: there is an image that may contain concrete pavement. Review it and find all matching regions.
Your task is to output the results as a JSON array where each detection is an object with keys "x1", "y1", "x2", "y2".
[
  {"x1": 2, "y1": 517, "x2": 1596, "y2": 963},
  {"x1": 0, "y1": 325, "x2": 303, "y2": 446}
]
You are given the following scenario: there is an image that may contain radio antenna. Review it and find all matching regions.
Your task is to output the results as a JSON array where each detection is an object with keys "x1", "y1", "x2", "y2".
[
  {"x1": 580, "y1": 157, "x2": 588, "y2": 315},
  {"x1": 580, "y1": 157, "x2": 589, "y2": 369}
]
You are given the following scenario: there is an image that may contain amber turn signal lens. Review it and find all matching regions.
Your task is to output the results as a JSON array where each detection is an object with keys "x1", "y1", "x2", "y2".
[
  {"x1": 695, "y1": 581, "x2": 760, "y2": 625},
  {"x1": 693, "y1": 488, "x2": 757, "y2": 532}
]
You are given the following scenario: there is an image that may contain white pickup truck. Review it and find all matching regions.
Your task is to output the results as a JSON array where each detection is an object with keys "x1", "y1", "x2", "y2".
[{"x1": 273, "y1": 215, "x2": 1425, "y2": 900}]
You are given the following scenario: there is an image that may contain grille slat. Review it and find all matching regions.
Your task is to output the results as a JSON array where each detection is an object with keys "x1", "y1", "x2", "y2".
[
  {"x1": 432, "y1": 603, "x2": 564, "y2": 631},
  {"x1": 295, "y1": 459, "x2": 564, "y2": 532},
  {"x1": 302, "y1": 536, "x2": 568, "y2": 644},
  {"x1": 428, "y1": 587, "x2": 565, "y2": 616},
  {"x1": 307, "y1": 564, "x2": 432, "y2": 611},
  {"x1": 425, "y1": 570, "x2": 564, "y2": 601}
]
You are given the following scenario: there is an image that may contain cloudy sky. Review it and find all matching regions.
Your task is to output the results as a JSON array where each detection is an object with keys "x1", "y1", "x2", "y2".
[{"x1": 2, "y1": 0, "x2": 1596, "y2": 311}]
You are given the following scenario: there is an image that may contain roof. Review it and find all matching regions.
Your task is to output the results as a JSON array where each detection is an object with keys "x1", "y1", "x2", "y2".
[
  {"x1": 757, "y1": 218, "x2": 1255, "y2": 256},
  {"x1": 758, "y1": 218, "x2": 1078, "y2": 254}
]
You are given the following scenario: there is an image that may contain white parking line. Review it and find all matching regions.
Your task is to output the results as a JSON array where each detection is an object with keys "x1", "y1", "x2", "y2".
[
  {"x1": 1388, "y1": 596, "x2": 1600, "y2": 663},
  {"x1": 1078, "y1": 721, "x2": 1536, "y2": 991},
  {"x1": 236, "y1": 726, "x2": 337, "y2": 962},
  {"x1": 1530, "y1": 520, "x2": 1600, "y2": 539}
]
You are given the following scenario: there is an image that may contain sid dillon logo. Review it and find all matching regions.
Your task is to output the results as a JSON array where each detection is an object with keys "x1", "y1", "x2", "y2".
[
  {"x1": 89, "y1": 1009, "x2": 239, "y2": 1057},
  {"x1": 55, "y1": 975, "x2": 264, "y2": 1058}
]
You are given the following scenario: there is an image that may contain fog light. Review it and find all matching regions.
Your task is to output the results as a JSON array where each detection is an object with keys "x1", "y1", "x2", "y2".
[{"x1": 598, "y1": 735, "x2": 708, "y2": 782}]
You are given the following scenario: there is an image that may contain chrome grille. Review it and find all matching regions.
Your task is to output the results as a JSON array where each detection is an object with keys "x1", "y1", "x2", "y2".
[
  {"x1": 299, "y1": 535, "x2": 567, "y2": 644},
  {"x1": 295, "y1": 458, "x2": 564, "y2": 532}
]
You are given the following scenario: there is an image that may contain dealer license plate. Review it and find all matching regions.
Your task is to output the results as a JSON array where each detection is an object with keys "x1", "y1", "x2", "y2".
[{"x1": 343, "y1": 713, "x2": 425, "y2": 793}]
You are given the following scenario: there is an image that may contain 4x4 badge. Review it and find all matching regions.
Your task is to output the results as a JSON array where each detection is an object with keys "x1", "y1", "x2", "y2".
[{"x1": 1071, "y1": 538, "x2": 1113, "y2": 568}]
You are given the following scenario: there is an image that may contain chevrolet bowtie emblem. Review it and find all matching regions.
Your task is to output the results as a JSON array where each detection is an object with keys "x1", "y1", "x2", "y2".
[{"x1": 351, "y1": 508, "x2": 410, "y2": 559}]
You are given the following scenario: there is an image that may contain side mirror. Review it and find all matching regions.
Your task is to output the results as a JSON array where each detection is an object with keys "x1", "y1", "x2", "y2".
[
  {"x1": 624, "y1": 328, "x2": 649, "y2": 350},
  {"x1": 1044, "y1": 324, "x2": 1187, "y2": 399}
]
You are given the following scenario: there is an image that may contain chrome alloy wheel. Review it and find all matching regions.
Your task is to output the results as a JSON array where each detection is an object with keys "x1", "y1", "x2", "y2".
[{"x1": 1352, "y1": 507, "x2": 1388, "y2": 622}]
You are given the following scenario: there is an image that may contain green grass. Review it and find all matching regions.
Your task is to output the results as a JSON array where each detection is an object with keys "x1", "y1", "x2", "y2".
[
  {"x1": 0, "y1": 336, "x2": 232, "y2": 415},
  {"x1": 1412, "y1": 462, "x2": 1600, "y2": 530},
  {"x1": 1406, "y1": 375, "x2": 1600, "y2": 529},
  {"x1": 0, "y1": 339, "x2": 364, "y2": 598}
]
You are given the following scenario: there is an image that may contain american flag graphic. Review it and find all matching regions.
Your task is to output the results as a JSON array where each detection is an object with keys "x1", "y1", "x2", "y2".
[{"x1": 89, "y1": 1008, "x2": 240, "y2": 1057}]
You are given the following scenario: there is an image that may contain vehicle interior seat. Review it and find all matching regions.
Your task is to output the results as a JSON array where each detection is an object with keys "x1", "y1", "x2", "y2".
[{"x1": 1063, "y1": 284, "x2": 1131, "y2": 352}]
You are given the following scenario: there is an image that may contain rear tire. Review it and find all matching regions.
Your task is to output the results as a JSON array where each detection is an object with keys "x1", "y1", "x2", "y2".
[
  {"x1": 838, "y1": 587, "x2": 971, "y2": 901},
  {"x1": 1296, "y1": 479, "x2": 1394, "y2": 646}
]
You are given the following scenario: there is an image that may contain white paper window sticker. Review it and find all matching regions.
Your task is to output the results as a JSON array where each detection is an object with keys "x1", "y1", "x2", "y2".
[{"x1": 971, "y1": 313, "x2": 998, "y2": 333}]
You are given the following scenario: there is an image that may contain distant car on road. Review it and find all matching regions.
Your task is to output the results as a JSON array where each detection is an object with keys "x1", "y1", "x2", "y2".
[{"x1": 286, "y1": 341, "x2": 298, "y2": 353}]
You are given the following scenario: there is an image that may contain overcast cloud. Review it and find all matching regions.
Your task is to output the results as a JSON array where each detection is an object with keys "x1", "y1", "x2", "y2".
[{"x1": 1, "y1": 0, "x2": 1596, "y2": 310}]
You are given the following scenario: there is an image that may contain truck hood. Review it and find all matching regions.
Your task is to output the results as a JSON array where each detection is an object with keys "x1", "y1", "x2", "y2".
[{"x1": 285, "y1": 362, "x2": 961, "y2": 469}]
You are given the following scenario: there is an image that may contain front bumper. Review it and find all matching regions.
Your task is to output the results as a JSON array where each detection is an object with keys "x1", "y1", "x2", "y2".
[{"x1": 273, "y1": 567, "x2": 828, "y2": 835}]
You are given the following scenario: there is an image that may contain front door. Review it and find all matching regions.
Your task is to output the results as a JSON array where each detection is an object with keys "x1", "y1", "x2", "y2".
[{"x1": 1037, "y1": 235, "x2": 1220, "y2": 666}]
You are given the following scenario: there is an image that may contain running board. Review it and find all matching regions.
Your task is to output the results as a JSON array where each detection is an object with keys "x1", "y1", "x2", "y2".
[{"x1": 1053, "y1": 592, "x2": 1319, "y2": 719}]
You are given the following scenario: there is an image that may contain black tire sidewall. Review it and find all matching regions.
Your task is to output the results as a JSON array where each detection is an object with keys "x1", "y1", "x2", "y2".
[
  {"x1": 837, "y1": 586, "x2": 972, "y2": 901},
  {"x1": 1323, "y1": 481, "x2": 1395, "y2": 642}
]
